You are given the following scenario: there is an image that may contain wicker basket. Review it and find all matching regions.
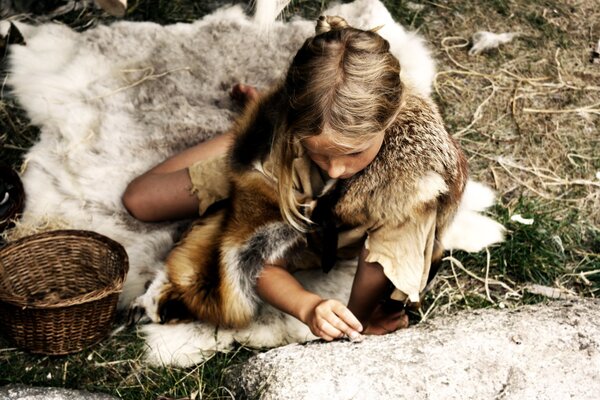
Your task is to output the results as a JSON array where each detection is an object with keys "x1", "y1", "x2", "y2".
[{"x1": 0, "y1": 230, "x2": 128, "y2": 355}]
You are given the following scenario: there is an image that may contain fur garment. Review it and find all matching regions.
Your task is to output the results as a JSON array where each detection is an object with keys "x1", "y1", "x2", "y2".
[
  {"x1": 2, "y1": 0, "x2": 503, "y2": 366},
  {"x1": 154, "y1": 84, "x2": 468, "y2": 328}
]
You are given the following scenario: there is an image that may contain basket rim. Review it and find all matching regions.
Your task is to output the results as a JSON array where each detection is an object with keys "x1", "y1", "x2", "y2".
[{"x1": 0, "y1": 229, "x2": 128, "y2": 308}]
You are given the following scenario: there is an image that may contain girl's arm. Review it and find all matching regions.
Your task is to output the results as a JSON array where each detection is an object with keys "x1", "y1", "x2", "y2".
[
  {"x1": 122, "y1": 131, "x2": 234, "y2": 222},
  {"x1": 256, "y1": 263, "x2": 363, "y2": 341}
]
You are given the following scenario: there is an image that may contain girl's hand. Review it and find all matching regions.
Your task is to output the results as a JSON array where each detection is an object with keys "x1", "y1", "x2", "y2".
[
  {"x1": 255, "y1": 265, "x2": 362, "y2": 341},
  {"x1": 302, "y1": 298, "x2": 363, "y2": 341}
]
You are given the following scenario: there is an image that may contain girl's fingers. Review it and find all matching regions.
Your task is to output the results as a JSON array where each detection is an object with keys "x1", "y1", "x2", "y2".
[
  {"x1": 317, "y1": 320, "x2": 343, "y2": 340},
  {"x1": 331, "y1": 303, "x2": 363, "y2": 333},
  {"x1": 317, "y1": 330, "x2": 336, "y2": 342},
  {"x1": 326, "y1": 311, "x2": 360, "y2": 339},
  {"x1": 312, "y1": 299, "x2": 363, "y2": 340},
  {"x1": 317, "y1": 329, "x2": 337, "y2": 341}
]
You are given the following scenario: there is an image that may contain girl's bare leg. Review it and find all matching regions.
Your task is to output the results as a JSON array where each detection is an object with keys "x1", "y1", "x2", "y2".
[
  {"x1": 347, "y1": 246, "x2": 409, "y2": 334},
  {"x1": 347, "y1": 246, "x2": 390, "y2": 324},
  {"x1": 122, "y1": 84, "x2": 259, "y2": 222}
]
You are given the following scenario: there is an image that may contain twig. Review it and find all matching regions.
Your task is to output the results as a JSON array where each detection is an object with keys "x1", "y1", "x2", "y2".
[
  {"x1": 525, "y1": 284, "x2": 578, "y2": 300},
  {"x1": 496, "y1": 156, "x2": 600, "y2": 189},
  {"x1": 495, "y1": 159, "x2": 554, "y2": 199},
  {"x1": 2, "y1": 144, "x2": 30, "y2": 151},
  {"x1": 567, "y1": 153, "x2": 600, "y2": 163},
  {"x1": 500, "y1": 68, "x2": 552, "y2": 84},
  {"x1": 448, "y1": 254, "x2": 470, "y2": 308},
  {"x1": 0, "y1": 347, "x2": 18, "y2": 352},
  {"x1": 422, "y1": 0, "x2": 453, "y2": 10},
  {"x1": 564, "y1": 269, "x2": 600, "y2": 277},
  {"x1": 522, "y1": 106, "x2": 600, "y2": 115},
  {"x1": 94, "y1": 359, "x2": 137, "y2": 367},
  {"x1": 571, "y1": 249, "x2": 600, "y2": 258},
  {"x1": 484, "y1": 247, "x2": 494, "y2": 303},
  {"x1": 468, "y1": 149, "x2": 600, "y2": 198},
  {"x1": 90, "y1": 66, "x2": 191, "y2": 101},
  {"x1": 554, "y1": 48, "x2": 566, "y2": 86},
  {"x1": 62, "y1": 361, "x2": 69, "y2": 385},
  {"x1": 1, "y1": 74, "x2": 10, "y2": 100},
  {"x1": 500, "y1": 68, "x2": 600, "y2": 91},
  {"x1": 173, "y1": 358, "x2": 213, "y2": 387},
  {"x1": 435, "y1": 69, "x2": 498, "y2": 136},
  {"x1": 443, "y1": 255, "x2": 521, "y2": 298},
  {"x1": 420, "y1": 287, "x2": 451, "y2": 322}
]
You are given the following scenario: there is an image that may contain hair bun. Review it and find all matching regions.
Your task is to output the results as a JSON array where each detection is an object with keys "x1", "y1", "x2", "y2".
[{"x1": 315, "y1": 15, "x2": 349, "y2": 35}]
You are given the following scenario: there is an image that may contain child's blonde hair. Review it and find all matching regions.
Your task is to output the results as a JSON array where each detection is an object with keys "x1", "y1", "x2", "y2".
[{"x1": 273, "y1": 15, "x2": 403, "y2": 231}]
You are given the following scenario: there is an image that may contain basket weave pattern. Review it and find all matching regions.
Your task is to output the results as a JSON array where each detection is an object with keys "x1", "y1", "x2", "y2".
[{"x1": 0, "y1": 230, "x2": 128, "y2": 355}]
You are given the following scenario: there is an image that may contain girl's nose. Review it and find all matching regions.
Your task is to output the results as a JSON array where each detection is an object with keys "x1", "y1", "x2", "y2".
[{"x1": 326, "y1": 159, "x2": 345, "y2": 179}]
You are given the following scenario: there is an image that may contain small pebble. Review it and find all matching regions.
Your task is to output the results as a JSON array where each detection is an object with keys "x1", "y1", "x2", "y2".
[{"x1": 347, "y1": 333, "x2": 365, "y2": 343}]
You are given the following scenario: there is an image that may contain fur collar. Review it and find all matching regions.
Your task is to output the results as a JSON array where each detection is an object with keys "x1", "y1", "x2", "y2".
[{"x1": 335, "y1": 92, "x2": 466, "y2": 227}]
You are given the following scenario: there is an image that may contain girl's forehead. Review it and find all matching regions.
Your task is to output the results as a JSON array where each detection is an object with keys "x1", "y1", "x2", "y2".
[
  {"x1": 301, "y1": 133, "x2": 375, "y2": 155},
  {"x1": 301, "y1": 134, "x2": 364, "y2": 154}
]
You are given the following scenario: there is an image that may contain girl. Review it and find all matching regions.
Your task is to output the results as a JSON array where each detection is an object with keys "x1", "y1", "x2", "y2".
[{"x1": 123, "y1": 16, "x2": 467, "y2": 341}]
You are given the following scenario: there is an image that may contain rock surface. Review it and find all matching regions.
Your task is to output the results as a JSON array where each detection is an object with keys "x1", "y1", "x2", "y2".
[
  {"x1": 0, "y1": 385, "x2": 118, "y2": 400},
  {"x1": 229, "y1": 300, "x2": 600, "y2": 399}
]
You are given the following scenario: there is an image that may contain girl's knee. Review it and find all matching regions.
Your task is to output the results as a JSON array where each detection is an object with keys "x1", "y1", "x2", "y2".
[{"x1": 122, "y1": 181, "x2": 151, "y2": 222}]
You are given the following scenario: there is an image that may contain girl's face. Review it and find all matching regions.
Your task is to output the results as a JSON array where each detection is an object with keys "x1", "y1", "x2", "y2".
[{"x1": 302, "y1": 131, "x2": 385, "y2": 179}]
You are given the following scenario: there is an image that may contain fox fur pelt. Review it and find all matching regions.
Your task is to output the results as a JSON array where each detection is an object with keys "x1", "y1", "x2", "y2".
[
  {"x1": 152, "y1": 86, "x2": 469, "y2": 330},
  {"x1": 2, "y1": 0, "x2": 503, "y2": 366}
]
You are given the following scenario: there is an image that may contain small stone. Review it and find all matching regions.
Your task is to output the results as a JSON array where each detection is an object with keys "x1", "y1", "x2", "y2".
[
  {"x1": 511, "y1": 334, "x2": 523, "y2": 344},
  {"x1": 347, "y1": 332, "x2": 364, "y2": 343}
]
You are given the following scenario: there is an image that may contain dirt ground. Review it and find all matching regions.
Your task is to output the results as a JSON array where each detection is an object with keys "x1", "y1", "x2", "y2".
[{"x1": 415, "y1": 0, "x2": 599, "y2": 226}]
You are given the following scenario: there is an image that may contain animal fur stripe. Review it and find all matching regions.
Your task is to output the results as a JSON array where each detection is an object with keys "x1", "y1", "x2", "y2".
[
  {"x1": 237, "y1": 221, "x2": 304, "y2": 279},
  {"x1": 219, "y1": 221, "x2": 304, "y2": 320}
]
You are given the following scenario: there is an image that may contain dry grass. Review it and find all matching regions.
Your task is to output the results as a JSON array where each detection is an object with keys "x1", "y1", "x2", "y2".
[
  {"x1": 406, "y1": 0, "x2": 600, "y2": 318},
  {"x1": 424, "y1": 1, "x2": 599, "y2": 224}
]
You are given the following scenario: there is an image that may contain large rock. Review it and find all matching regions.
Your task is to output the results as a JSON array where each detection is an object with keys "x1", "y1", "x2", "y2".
[
  {"x1": 229, "y1": 300, "x2": 600, "y2": 399},
  {"x1": 0, "y1": 385, "x2": 118, "y2": 399}
]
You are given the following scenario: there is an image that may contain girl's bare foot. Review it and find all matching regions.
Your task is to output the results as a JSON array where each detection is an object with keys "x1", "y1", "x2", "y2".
[
  {"x1": 230, "y1": 83, "x2": 259, "y2": 105},
  {"x1": 363, "y1": 304, "x2": 410, "y2": 335}
]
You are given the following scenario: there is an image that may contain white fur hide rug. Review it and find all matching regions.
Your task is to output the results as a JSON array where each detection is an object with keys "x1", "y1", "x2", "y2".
[{"x1": 2, "y1": 0, "x2": 503, "y2": 367}]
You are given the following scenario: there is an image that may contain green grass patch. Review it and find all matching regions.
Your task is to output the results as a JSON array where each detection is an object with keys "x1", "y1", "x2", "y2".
[
  {"x1": 126, "y1": 0, "x2": 249, "y2": 24},
  {"x1": 421, "y1": 196, "x2": 599, "y2": 316},
  {"x1": 460, "y1": 196, "x2": 597, "y2": 287},
  {"x1": 522, "y1": 11, "x2": 570, "y2": 48},
  {"x1": 381, "y1": 0, "x2": 428, "y2": 29},
  {"x1": 0, "y1": 322, "x2": 255, "y2": 399},
  {"x1": 0, "y1": 100, "x2": 40, "y2": 170},
  {"x1": 491, "y1": 198, "x2": 569, "y2": 284}
]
